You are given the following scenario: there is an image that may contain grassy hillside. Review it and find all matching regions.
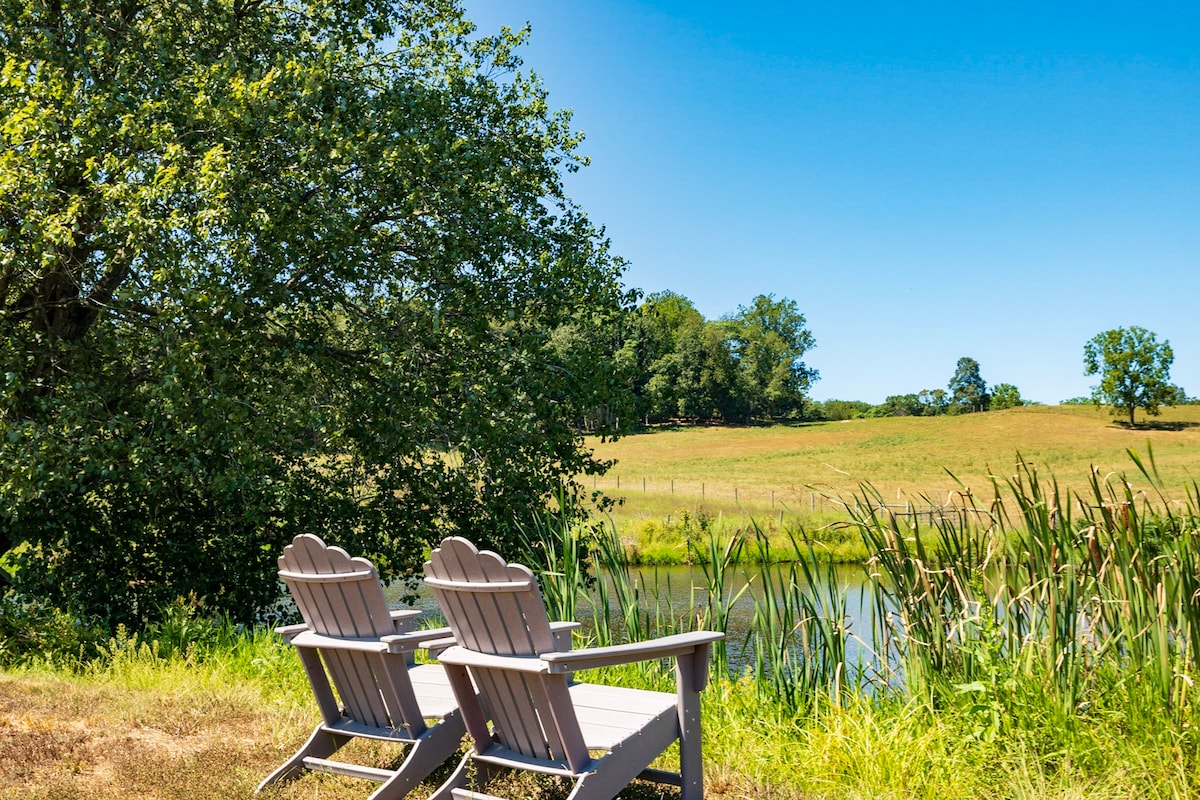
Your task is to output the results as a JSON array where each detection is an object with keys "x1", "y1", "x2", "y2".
[{"x1": 588, "y1": 404, "x2": 1200, "y2": 532}]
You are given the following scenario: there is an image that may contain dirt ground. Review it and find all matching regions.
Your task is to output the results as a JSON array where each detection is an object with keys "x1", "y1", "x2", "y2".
[{"x1": 0, "y1": 673, "x2": 773, "y2": 800}]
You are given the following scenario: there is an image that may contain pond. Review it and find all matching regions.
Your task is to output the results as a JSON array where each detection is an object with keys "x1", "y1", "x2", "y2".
[
  {"x1": 387, "y1": 562, "x2": 879, "y2": 676},
  {"x1": 623, "y1": 564, "x2": 877, "y2": 672}
]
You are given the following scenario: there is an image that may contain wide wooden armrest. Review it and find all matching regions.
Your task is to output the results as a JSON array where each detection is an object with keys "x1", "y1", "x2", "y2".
[
  {"x1": 390, "y1": 609, "x2": 422, "y2": 621},
  {"x1": 289, "y1": 630, "x2": 389, "y2": 653},
  {"x1": 274, "y1": 622, "x2": 309, "y2": 641},
  {"x1": 418, "y1": 635, "x2": 456, "y2": 653},
  {"x1": 388, "y1": 609, "x2": 422, "y2": 634},
  {"x1": 382, "y1": 626, "x2": 453, "y2": 654},
  {"x1": 437, "y1": 645, "x2": 550, "y2": 674},
  {"x1": 420, "y1": 622, "x2": 576, "y2": 654},
  {"x1": 540, "y1": 630, "x2": 725, "y2": 673},
  {"x1": 550, "y1": 620, "x2": 581, "y2": 650}
]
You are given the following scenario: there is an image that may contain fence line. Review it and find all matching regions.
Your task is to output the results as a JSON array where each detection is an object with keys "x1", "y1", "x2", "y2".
[{"x1": 588, "y1": 474, "x2": 997, "y2": 520}]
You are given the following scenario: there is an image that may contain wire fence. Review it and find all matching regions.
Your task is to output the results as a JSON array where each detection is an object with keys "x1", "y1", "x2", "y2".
[{"x1": 586, "y1": 474, "x2": 994, "y2": 522}]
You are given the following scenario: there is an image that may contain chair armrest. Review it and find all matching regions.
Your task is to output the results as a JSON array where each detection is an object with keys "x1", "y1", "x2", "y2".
[
  {"x1": 421, "y1": 621, "x2": 577, "y2": 654},
  {"x1": 289, "y1": 630, "x2": 389, "y2": 653},
  {"x1": 389, "y1": 609, "x2": 423, "y2": 634},
  {"x1": 540, "y1": 631, "x2": 725, "y2": 673},
  {"x1": 550, "y1": 620, "x2": 581, "y2": 652},
  {"x1": 274, "y1": 623, "x2": 309, "y2": 642},
  {"x1": 418, "y1": 634, "x2": 456, "y2": 654},
  {"x1": 287, "y1": 626, "x2": 452, "y2": 655},
  {"x1": 381, "y1": 626, "x2": 454, "y2": 654},
  {"x1": 437, "y1": 645, "x2": 550, "y2": 674}
]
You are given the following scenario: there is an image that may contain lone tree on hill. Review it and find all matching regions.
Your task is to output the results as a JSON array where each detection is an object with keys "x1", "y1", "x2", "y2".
[
  {"x1": 1084, "y1": 327, "x2": 1175, "y2": 427},
  {"x1": 0, "y1": 0, "x2": 631, "y2": 627}
]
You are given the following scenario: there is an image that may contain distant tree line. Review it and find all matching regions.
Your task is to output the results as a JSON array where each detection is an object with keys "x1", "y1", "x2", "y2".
[
  {"x1": 554, "y1": 292, "x2": 820, "y2": 428},
  {"x1": 808, "y1": 356, "x2": 1026, "y2": 421},
  {"x1": 565, "y1": 294, "x2": 1053, "y2": 426},
  {"x1": 561, "y1": 294, "x2": 1050, "y2": 426},
  {"x1": 809, "y1": 326, "x2": 1190, "y2": 425},
  {"x1": 571, "y1": 308, "x2": 1196, "y2": 428}
]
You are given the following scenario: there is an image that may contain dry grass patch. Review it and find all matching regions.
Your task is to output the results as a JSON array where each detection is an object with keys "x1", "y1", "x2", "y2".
[
  {"x1": 0, "y1": 672, "x2": 716, "y2": 800},
  {"x1": 0, "y1": 673, "x2": 276, "y2": 800},
  {"x1": 590, "y1": 405, "x2": 1200, "y2": 532}
]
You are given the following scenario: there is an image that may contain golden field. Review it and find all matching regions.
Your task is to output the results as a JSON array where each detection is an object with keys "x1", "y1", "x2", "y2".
[{"x1": 588, "y1": 404, "x2": 1200, "y2": 529}]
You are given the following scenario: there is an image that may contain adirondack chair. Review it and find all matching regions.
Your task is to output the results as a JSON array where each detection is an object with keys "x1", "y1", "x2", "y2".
[
  {"x1": 423, "y1": 536, "x2": 724, "y2": 800},
  {"x1": 257, "y1": 534, "x2": 465, "y2": 800}
]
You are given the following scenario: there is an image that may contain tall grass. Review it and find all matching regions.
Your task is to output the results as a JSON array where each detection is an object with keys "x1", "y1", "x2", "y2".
[
  {"x1": 505, "y1": 453, "x2": 1200, "y2": 793},
  {"x1": 522, "y1": 505, "x2": 853, "y2": 711},
  {"x1": 740, "y1": 529, "x2": 851, "y2": 707},
  {"x1": 528, "y1": 450, "x2": 1200, "y2": 744},
  {"x1": 849, "y1": 447, "x2": 1200, "y2": 743}
]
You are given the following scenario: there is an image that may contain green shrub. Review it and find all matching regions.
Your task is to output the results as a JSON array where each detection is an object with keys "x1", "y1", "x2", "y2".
[{"x1": 0, "y1": 592, "x2": 106, "y2": 667}]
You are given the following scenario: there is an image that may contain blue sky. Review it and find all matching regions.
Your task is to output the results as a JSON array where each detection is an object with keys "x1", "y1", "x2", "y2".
[{"x1": 463, "y1": 1, "x2": 1200, "y2": 405}]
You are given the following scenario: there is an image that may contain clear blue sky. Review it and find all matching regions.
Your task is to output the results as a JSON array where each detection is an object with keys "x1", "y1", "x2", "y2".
[{"x1": 463, "y1": 1, "x2": 1200, "y2": 405}]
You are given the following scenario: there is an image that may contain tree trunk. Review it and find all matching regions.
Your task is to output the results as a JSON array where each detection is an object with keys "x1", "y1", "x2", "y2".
[{"x1": 1129, "y1": 406, "x2": 1136, "y2": 427}]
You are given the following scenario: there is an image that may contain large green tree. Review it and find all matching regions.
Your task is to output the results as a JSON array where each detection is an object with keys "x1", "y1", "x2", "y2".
[
  {"x1": 947, "y1": 357, "x2": 989, "y2": 414},
  {"x1": 0, "y1": 0, "x2": 631, "y2": 626},
  {"x1": 672, "y1": 320, "x2": 745, "y2": 421},
  {"x1": 1084, "y1": 327, "x2": 1175, "y2": 426},
  {"x1": 989, "y1": 383, "x2": 1023, "y2": 410},
  {"x1": 615, "y1": 291, "x2": 704, "y2": 423},
  {"x1": 726, "y1": 294, "x2": 818, "y2": 420},
  {"x1": 617, "y1": 292, "x2": 818, "y2": 425}
]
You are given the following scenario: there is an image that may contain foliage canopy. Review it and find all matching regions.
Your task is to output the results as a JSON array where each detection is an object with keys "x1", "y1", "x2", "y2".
[
  {"x1": 947, "y1": 356, "x2": 989, "y2": 414},
  {"x1": 0, "y1": 0, "x2": 631, "y2": 627},
  {"x1": 989, "y1": 383, "x2": 1023, "y2": 410},
  {"x1": 617, "y1": 292, "x2": 818, "y2": 424},
  {"x1": 1084, "y1": 326, "x2": 1175, "y2": 426}
]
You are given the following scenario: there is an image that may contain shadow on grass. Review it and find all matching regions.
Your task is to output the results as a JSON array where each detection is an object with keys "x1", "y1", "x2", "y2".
[
  {"x1": 630, "y1": 419, "x2": 828, "y2": 435},
  {"x1": 1110, "y1": 420, "x2": 1199, "y2": 431}
]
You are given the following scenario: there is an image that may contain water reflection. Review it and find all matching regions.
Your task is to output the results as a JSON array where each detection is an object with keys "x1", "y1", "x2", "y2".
[
  {"x1": 620, "y1": 564, "x2": 876, "y2": 673},
  {"x1": 389, "y1": 562, "x2": 878, "y2": 675}
]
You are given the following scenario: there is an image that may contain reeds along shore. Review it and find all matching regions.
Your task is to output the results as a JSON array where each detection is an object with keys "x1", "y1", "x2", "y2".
[{"x1": 527, "y1": 449, "x2": 1200, "y2": 731}]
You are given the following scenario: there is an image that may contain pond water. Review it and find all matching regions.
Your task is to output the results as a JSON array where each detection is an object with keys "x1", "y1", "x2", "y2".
[
  {"x1": 387, "y1": 562, "x2": 879, "y2": 675},
  {"x1": 625, "y1": 564, "x2": 877, "y2": 672}
]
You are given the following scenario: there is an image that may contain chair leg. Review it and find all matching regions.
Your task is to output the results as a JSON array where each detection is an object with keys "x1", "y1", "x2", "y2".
[
  {"x1": 367, "y1": 714, "x2": 467, "y2": 800},
  {"x1": 424, "y1": 752, "x2": 503, "y2": 800},
  {"x1": 676, "y1": 687, "x2": 705, "y2": 800},
  {"x1": 255, "y1": 725, "x2": 349, "y2": 793}
]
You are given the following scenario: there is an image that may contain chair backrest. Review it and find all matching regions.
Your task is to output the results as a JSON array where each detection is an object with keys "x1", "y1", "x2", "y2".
[
  {"x1": 279, "y1": 534, "x2": 424, "y2": 735},
  {"x1": 279, "y1": 533, "x2": 404, "y2": 638},
  {"x1": 425, "y1": 537, "x2": 588, "y2": 770}
]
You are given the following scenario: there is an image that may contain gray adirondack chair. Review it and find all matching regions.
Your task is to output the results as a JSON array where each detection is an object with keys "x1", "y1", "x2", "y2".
[
  {"x1": 422, "y1": 536, "x2": 724, "y2": 800},
  {"x1": 257, "y1": 534, "x2": 465, "y2": 800}
]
